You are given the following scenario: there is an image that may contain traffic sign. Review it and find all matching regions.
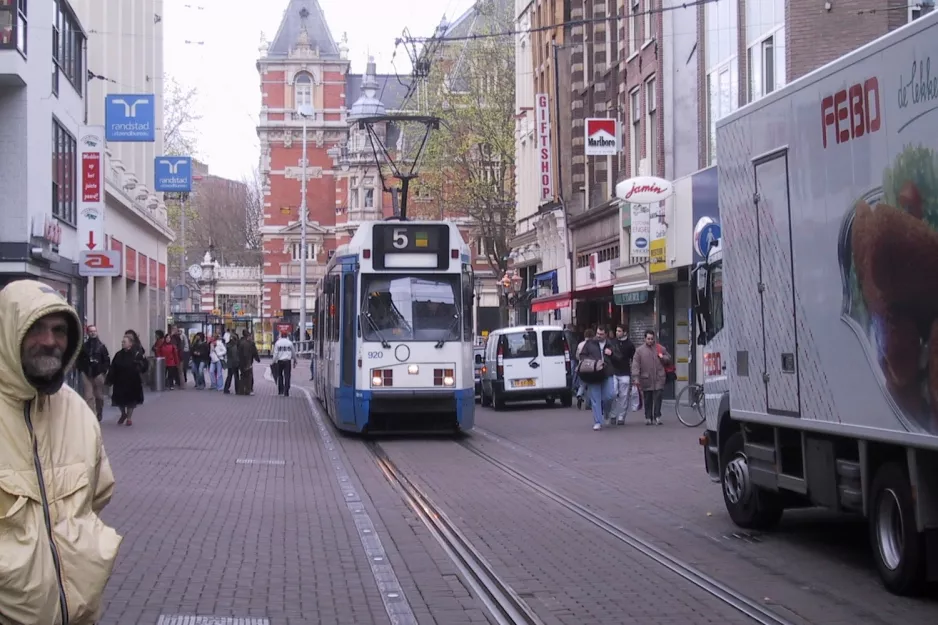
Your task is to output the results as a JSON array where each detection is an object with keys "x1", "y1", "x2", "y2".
[
  {"x1": 105, "y1": 94, "x2": 155, "y2": 141},
  {"x1": 78, "y1": 127, "x2": 106, "y2": 253},
  {"x1": 154, "y1": 156, "x2": 192, "y2": 192},
  {"x1": 693, "y1": 217, "x2": 722, "y2": 257},
  {"x1": 79, "y1": 250, "x2": 121, "y2": 277}
]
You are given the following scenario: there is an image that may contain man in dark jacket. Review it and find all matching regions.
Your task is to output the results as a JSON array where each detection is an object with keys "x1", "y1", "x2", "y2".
[
  {"x1": 609, "y1": 324, "x2": 637, "y2": 425},
  {"x1": 223, "y1": 333, "x2": 241, "y2": 394},
  {"x1": 237, "y1": 330, "x2": 261, "y2": 395},
  {"x1": 76, "y1": 324, "x2": 110, "y2": 421}
]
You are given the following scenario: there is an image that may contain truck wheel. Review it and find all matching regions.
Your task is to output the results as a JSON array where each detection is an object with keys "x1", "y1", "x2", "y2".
[
  {"x1": 869, "y1": 462, "x2": 927, "y2": 595},
  {"x1": 720, "y1": 431, "x2": 783, "y2": 529}
]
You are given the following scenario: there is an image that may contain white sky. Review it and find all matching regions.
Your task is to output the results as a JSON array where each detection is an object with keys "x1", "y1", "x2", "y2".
[{"x1": 163, "y1": 0, "x2": 477, "y2": 181}]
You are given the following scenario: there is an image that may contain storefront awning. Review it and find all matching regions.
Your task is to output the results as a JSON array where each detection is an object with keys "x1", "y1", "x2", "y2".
[
  {"x1": 530, "y1": 292, "x2": 571, "y2": 313},
  {"x1": 613, "y1": 281, "x2": 653, "y2": 306},
  {"x1": 572, "y1": 284, "x2": 614, "y2": 301},
  {"x1": 534, "y1": 269, "x2": 557, "y2": 283}
]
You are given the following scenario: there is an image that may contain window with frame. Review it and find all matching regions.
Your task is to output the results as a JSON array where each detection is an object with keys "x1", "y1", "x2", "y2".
[
  {"x1": 0, "y1": 0, "x2": 26, "y2": 54},
  {"x1": 52, "y1": 117, "x2": 77, "y2": 224},
  {"x1": 53, "y1": 0, "x2": 84, "y2": 94},
  {"x1": 706, "y1": 61, "x2": 737, "y2": 165},
  {"x1": 295, "y1": 72, "x2": 313, "y2": 110},
  {"x1": 910, "y1": 1, "x2": 935, "y2": 21},
  {"x1": 644, "y1": 0, "x2": 655, "y2": 44},
  {"x1": 628, "y1": 0, "x2": 639, "y2": 54},
  {"x1": 645, "y1": 77, "x2": 657, "y2": 176},
  {"x1": 363, "y1": 188, "x2": 374, "y2": 208},
  {"x1": 629, "y1": 88, "x2": 641, "y2": 176},
  {"x1": 291, "y1": 242, "x2": 317, "y2": 261}
]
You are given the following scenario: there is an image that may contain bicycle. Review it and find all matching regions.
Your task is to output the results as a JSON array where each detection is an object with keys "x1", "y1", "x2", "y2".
[{"x1": 674, "y1": 382, "x2": 706, "y2": 427}]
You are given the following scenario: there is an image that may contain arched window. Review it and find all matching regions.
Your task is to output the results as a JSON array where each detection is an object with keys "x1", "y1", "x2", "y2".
[{"x1": 295, "y1": 72, "x2": 313, "y2": 110}]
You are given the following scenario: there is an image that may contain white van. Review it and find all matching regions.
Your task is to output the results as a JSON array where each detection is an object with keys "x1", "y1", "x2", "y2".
[{"x1": 480, "y1": 325, "x2": 572, "y2": 410}]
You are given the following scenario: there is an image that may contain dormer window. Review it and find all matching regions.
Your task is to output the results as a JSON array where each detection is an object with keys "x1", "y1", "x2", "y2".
[{"x1": 295, "y1": 72, "x2": 313, "y2": 110}]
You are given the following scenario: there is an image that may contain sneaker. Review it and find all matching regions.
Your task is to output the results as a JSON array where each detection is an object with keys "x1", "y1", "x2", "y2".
[
  {"x1": 616, "y1": 418, "x2": 625, "y2": 425},
  {"x1": 576, "y1": 397, "x2": 583, "y2": 410},
  {"x1": 592, "y1": 423, "x2": 601, "y2": 431},
  {"x1": 655, "y1": 417, "x2": 662, "y2": 425},
  {"x1": 645, "y1": 418, "x2": 652, "y2": 425}
]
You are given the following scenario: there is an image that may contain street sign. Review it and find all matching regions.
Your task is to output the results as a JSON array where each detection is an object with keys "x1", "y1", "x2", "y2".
[
  {"x1": 105, "y1": 94, "x2": 155, "y2": 141},
  {"x1": 79, "y1": 250, "x2": 121, "y2": 277},
  {"x1": 77, "y1": 127, "x2": 106, "y2": 254},
  {"x1": 154, "y1": 156, "x2": 192, "y2": 192},
  {"x1": 693, "y1": 217, "x2": 722, "y2": 257}
]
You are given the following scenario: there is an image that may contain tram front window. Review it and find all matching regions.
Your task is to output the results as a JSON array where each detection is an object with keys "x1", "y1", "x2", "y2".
[{"x1": 361, "y1": 274, "x2": 462, "y2": 342}]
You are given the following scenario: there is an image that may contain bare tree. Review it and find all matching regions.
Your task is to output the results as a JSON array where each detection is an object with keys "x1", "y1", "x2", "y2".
[
  {"x1": 412, "y1": 0, "x2": 515, "y2": 279},
  {"x1": 241, "y1": 168, "x2": 264, "y2": 253},
  {"x1": 163, "y1": 74, "x2": 200, "y2": 157},
  {"x1": 186, "y1": 175, "x2": 263, "y2": 267}
]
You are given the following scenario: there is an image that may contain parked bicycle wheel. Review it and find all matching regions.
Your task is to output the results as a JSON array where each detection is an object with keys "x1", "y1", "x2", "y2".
[{"x1": 675, "y1": 383, "x2": 706, "y2": 427}]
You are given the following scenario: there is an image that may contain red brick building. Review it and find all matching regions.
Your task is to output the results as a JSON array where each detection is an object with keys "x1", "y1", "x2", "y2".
[{"x1": 255, "y1": 0, "x2": 409, "y2": 329}]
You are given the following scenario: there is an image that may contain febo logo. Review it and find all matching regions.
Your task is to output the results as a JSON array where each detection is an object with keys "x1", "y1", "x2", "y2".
[
  {"x1": 821, "y1": 77, "x2": 881, "y2": 148},
  {"x1": 615, "y1": 176, "x2": 674, "y2": 204}
]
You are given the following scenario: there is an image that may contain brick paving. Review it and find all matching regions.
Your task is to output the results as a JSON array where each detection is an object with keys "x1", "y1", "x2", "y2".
[
  {"x1": 95, "y1": 374, "x2": 396, "y2": 625},
  {"x1": 466, "y1": 402, "x2": 938, "y2": 624},
  {"x1": 379, "y1": 437, "x2": 757, "y2": 625}
]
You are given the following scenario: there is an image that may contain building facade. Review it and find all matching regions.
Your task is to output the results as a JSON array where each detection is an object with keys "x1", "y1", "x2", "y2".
[
  {"x1": 513, "y1": 0, "x2": 574, "y2": 327},
  {"x1": 564, "y1": 0, "x2": 662, "y2": 344},
  {"x1": 0, "y1": 0, "x2": 173, "y2": 354}
]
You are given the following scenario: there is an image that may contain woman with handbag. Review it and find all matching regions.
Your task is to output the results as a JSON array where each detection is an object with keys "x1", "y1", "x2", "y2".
[
  {"x1": 631, "y1": 330, "x2": 672, "y2": 425},
  {"x1": 577, "y1": 326, "x2": 616, "y2": 430}
]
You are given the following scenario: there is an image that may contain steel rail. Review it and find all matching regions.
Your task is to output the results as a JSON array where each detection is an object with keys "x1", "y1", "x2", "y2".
[
  {"x1": 457, "y1": 439, "x2": 798, "y2": 625},
  {"x1": 366, "y1": 442, "x2": 545, "y2": 625}
]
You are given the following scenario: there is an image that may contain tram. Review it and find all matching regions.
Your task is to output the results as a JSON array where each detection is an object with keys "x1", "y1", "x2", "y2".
[{"x1": 313, "y1": 220, "x2": 476, "y2": 433}]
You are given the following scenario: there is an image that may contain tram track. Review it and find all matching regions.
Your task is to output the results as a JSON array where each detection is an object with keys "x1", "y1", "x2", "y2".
[
  {"x1": 452, "y1": 438, "x2": 798, "y2": 625},
  {"x1": 365, "y1": 440, "x2": 545, "y2": 625}
]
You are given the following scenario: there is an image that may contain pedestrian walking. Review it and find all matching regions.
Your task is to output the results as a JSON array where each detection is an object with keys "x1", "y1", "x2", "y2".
[
  {"x1": 224, "y1": 332, "x2": 241, "y2": 394},
  {"x1": 210, "y1": 333, "x2": 227, "y2": 390},
  {"x1": 609, "y1": 324, "x2": 637, "y2": 425},
  {"x1": 169, "y1": 325, "x2": 188, "y2": 388},
  {"x1": 575, "y1": 329, "x2": 594, "y2": 410},
  {"x1": 107, "y1": 333, "x2": 147, "y2": 425},
  {"x1": 273, "y1": 329, "x2": 297, "y2": 396},
  {"x1": 631, "y1": 329, "x2": 671, "y2": 425},
  {"x1": 190, "y1": 332, "x2": 211, "y2": 389},
  {"x1": 155, "y1": 330, "x2": 180, "y2": 389},
  {"x1": 0, "y1": 279, "x2": 121, "y2": 624},
  {"x1": 237, "y1": 329, "x2": 261, "y2": 395},
  {"x1": 576, "y1": 326, "x2": 616, "y2": 430},
  {"x1": 75, "y1": 323, "x2": 110, "y2": 421}
]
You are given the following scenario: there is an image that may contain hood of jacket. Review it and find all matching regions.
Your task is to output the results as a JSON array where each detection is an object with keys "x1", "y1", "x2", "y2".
[{"x1": 0, "y1": 280, "x2": 82, "y2": 402}]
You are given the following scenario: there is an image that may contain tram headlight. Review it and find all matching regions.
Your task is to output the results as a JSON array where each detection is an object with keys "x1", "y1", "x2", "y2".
[
  {"x1": 408, "y1": 364, "x2": 419, "y2": 375},
  {"x1": 443, "y1": 375, "x2": 455, "y2": 387},
  {"x1": 372, "y1": 369, "x2": 393, "y2": 387},
  {"x1": 372, "y1": 375, "x2": 383, "y2": 386}
]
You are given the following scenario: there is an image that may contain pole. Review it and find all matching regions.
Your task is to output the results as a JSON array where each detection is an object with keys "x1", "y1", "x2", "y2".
[
  {"x1": 180, "y1": 193, "x2": 187, "y2": 310},
  {"x1": 299, "y1": 114, "x2": 308, "y2": 348},
  {"x1": 553, "y1": 43, "x2": 576, "y2": 324}
]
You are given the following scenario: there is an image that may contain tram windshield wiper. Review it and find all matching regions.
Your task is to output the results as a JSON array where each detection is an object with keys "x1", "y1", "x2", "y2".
[
  {"x1": 363, "y1": 312, "x2": 392, "y2": 348},
  {"x1": 435, "y1": 314, "x2": 460, "y2": 348}
]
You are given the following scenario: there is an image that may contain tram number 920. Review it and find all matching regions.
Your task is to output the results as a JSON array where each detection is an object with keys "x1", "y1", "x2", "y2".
[{"x1": 367, "y1": 351, "x2": 384, "y2": 359}]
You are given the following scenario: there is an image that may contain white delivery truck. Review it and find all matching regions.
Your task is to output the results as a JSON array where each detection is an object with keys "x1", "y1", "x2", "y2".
[{"x1": 693, "y1": 13, "x2": 938, "y2": 595}]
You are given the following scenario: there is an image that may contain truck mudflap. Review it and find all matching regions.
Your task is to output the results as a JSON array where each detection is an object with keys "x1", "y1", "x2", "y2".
[{"x1": 700, "y1": 430, "x2": 720, "y2": 482}]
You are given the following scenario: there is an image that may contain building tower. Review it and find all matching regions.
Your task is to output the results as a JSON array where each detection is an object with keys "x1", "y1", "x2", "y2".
[{"x1": 256, "y1": 0, "x2": 349, "y2": 327}]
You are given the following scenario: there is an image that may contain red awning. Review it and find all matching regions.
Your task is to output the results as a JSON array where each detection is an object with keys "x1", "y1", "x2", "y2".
[
  {"x1": 530, "y1": 292, "x2": 572, "y2": 313},
  {"x1": 572, "y1": 284, "x2": 614, "y2": 300}
]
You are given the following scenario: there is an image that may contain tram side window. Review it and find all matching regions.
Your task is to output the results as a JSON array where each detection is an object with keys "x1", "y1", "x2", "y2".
[
  {"x1": 461, "y1": 269, "x2": 473, "y2": 339},
  {"x1": 330, "y1": 274, "x2": 340, "y2": 342}
]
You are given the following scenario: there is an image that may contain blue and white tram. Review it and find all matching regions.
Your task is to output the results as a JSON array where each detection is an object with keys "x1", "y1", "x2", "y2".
[{"x1": 313, "y1": 220, "x2": 476, "y2": 433}]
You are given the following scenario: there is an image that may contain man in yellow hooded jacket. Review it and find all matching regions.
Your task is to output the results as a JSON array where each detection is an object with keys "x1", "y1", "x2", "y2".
[{"x1": 0, "y1": 280, "x2": 122, "y2": 625}]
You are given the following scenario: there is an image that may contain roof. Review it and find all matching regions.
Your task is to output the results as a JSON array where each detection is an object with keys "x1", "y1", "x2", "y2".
[
  {"x1": 346, "y1": 74, "x2": 412, "y2": 112},
  {"x1": 268, "y1": 0, "x2": 340, "y2": 58},
  {"x1": 440, "y1": 0, "x2": 512, "y2": 92}
]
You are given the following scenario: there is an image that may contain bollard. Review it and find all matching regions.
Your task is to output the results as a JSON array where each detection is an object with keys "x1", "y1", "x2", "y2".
[{"x1": 149, "y1": 356, "x2": 166, "y2": 392}]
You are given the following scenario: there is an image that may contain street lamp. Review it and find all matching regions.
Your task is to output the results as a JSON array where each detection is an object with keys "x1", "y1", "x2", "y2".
[{"x1": 297, "y1": 104, "x2": 314, "y2": 348}]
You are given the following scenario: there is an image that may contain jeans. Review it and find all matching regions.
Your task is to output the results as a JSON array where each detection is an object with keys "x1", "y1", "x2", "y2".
[
  {"x1": 586, "y1": 376, "x2": 615, "y2": 425},
  {"x1": 643, "y1": 389, "x2": 664, "y2": 420},
  {"x1": 612, "y1": 375, "x2": 634, "y2": 421},
  {"x1": 276, "y1": 360, "x2": 293, "y2": 396},
  {"x1": 191, "y1": 361, "x2": 206, "y2": 388},
  {"x1": 210, "y1": 361, "x2": 224, "y2": 390},
  {"x1": 224, "y1": 367, "x2": 241, "y2": 393}
]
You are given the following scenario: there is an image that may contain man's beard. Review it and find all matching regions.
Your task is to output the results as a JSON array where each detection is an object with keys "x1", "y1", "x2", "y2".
[{"x1": 23, "y1": 348, "x2": 64, "y2": 379}]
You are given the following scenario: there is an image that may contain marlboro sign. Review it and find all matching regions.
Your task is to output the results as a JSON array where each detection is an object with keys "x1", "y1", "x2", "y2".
[{"x1": 585, "y1": 118, "x2": 619, "y2": 156}]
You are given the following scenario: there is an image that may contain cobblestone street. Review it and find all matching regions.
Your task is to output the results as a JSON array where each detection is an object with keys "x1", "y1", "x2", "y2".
[{"x1": 92, "y1": 372, "x2": 938, "y2": 625}]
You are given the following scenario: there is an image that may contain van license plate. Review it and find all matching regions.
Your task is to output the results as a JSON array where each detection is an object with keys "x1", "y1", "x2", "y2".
[{"x1": 512, "y1": 379, "x2": 535, "y2": 388}]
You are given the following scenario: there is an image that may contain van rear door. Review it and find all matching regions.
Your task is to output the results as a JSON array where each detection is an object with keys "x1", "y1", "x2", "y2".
[
  {"x1": 540, "y1": 330, "x2": 568, "y2": 390},
  {"x1": 500, "y1": 330, "x2": 542, "y2": 392}
]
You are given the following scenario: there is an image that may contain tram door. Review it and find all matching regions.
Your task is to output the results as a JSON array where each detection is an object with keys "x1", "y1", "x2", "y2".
[{"x1": 338, "y1": 266, "x2": 358, "y2": 425}]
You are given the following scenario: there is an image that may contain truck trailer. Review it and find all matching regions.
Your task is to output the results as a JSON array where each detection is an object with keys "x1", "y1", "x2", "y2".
[{"x1": 694, "y1": 13, "x2": 938, "y2": 594}]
